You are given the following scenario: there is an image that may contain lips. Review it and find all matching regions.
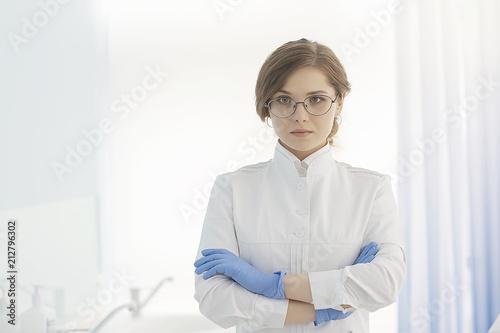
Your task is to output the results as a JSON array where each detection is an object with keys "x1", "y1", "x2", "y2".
[{"x1": 290, "y1": 129, "x2": 313, "y2": 133}]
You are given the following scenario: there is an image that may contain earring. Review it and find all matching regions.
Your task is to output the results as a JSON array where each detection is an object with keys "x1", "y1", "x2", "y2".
[
  {"x1": 335, "y1": 114, "x2": 343, "y2": 126},
  {"x1": 266, "y1": 117, "x2": 273, "y2": 128}
]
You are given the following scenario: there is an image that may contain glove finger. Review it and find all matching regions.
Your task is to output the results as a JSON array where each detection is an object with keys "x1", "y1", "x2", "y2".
[
  {"x1": 194, "y1": 254, "x2": 218, "y2": 268},
  {"x1": 194, "y1": 252, "x2": 232, "y2": 267},
  {"x1": 339, "y1": 311, "x2": 354, "y2": 319},
  {"x1": 194, "y1": 262, "x2": 213, "y2": 275},
  {"x1": 355, "y1": 242, "x2": 378, "y2": 264},
  {"x1": 329, "y1": 308, "x2": 354, "y2": 320},
  {"x1": 354, "y1": 252, "x2": 369, "y2": 264},
  {"x1": 358, "y1": 244, "x2": 371, "y2": 258},
  {"x1": 194, "y1": 256, "x2": 211, "y2": 267},
  {"x1": 203, "y1": 264, "x2": 226, "y2": 280},
  {"x1": 364, "y1": 243, "x2": 379, "y2": 257},
  {"x1": 361, "y1": 248, "x2": 378, "y2": 261},
  {"x1": 356, "y1": 248, "x2": 378, "y2": 264},
  {"x1": 357, "y1": 253, "x2": 376, "y2": 264},
  {"x1": 362, "y1": 254, "x2": 375, "y2": 263},
  {"x1": 201, "y1": 248, "x2": 233, "y2": 256},
  {"x1": 361, "y1": 241, "x2": 377, "y2": 255},
  {"x1": 195, "y1": 258, "x2": 226, "y2": 275}
]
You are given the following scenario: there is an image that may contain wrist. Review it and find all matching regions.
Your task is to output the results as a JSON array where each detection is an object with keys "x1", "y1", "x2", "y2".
[
  {"x1": 265, "y1": 270, "x2": 286, "y2": 299},
  {"x1": 314, "y1": 309, "x2": 327, "y2": 326}
]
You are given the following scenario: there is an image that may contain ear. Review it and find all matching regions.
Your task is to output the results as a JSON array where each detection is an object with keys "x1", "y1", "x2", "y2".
[
  {"x1": 336, "y1": 92, "x2": 347, "y2": 115},
  {"x1": 339, "y1": 91, "x2": 347, "y2": 106}
]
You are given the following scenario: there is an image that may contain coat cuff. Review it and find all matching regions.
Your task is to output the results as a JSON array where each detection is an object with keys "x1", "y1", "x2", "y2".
[
  {"x1": 308, "y1": 269, "x2": 346, "y2": 310},
  {"x1": 251, "y1": 294, "x2": 289, "y2": 329}
]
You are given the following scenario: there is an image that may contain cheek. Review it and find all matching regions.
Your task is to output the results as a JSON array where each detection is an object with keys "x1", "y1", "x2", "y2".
[
  {"x1": 316, "y1": 117, "x2": 335, "y2": 133},
  {"x1": 271, "y1": 118, "x2": 289, "y2": 134}
]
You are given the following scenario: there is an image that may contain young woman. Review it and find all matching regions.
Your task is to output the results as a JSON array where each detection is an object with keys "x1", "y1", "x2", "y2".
[{"x1": 193, "y1": 38, "x2": 406, "y2": 332}]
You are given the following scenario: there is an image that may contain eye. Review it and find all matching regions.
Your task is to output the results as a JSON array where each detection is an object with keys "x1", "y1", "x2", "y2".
[
  {"x1": 309, "y1": 95, "x2": 325, "y2": 104},
  {"x1": 277, "y1": 96, "x2": 292, "y2": 104}
]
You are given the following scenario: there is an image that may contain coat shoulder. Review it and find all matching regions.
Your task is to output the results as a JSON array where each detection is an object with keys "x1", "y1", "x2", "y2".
[
  {"x1": 222, "y1": 159, "x2": 271, "y2": 178},
  {"x1": 334, "y1": 160, "x2": 388, "y2": 181}
]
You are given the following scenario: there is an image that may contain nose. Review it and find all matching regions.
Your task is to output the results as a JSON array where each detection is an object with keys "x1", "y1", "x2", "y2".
[{"x1": 291, "y1": 102, "x2": 309, "y2": 122}]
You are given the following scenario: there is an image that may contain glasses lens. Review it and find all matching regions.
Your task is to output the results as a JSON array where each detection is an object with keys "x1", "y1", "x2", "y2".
[
  {"x1": 305, "y1": 95, "x2": 332, "y2": 115},
  {"x1": 268, "y1": 97, "x2": 295, "y2": 117}
]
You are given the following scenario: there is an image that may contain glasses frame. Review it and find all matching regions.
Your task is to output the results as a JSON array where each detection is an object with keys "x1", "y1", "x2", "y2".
[{"x1": 264, "y1": 93, "x2": 340, "y2": 118}]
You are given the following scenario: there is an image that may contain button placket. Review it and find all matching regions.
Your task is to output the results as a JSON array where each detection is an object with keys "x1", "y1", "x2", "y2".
[
  {"x1": 292, "y1": 174, "x2": 309, "y2": 246},
  {"x1": 294, "y1": 207, "x2": 308, "y2": 239}
]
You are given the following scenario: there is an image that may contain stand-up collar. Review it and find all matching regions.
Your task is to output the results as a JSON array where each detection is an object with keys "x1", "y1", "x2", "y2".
[{"x1": 272, "y1": 140, "x2": 335, "y2": 178}]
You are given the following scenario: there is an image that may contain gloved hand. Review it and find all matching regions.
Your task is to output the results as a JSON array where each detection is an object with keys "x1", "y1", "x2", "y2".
[
  {"x1": 194, "y1": 248, "x2": 286, "y2": 299},
  {"x1": 314, "y1": 241, "x2": 379, "y2": 326},
  {"x1": 315, "y1": 308, "x2": 353, "y2": 326},
  {"x1": 353, "y1": 241, "x2": 379, "y2": 264}
]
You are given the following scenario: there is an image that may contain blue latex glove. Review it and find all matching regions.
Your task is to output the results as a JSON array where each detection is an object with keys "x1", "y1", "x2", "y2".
[
  {"x1": 315, "y1": 308, "x2": 353, "y2": 325},
  {"x1": 194, "y1": 248, "x2": 286, "y2": 299},
  {"x1": 314, "y1": 241, "x2": 379, "y2": 326},
  {"x1": 354, "y1": 241, "x2": 379, "y2": 264}
]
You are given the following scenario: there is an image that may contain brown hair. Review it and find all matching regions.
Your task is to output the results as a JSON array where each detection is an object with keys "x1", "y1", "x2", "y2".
[{"x1": 255, "y1": 38, "x2": 351, "y2": 146}]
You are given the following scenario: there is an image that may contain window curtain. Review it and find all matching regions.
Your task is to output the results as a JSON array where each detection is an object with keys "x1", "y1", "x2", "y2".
[{"x1": 393, "y1": 0, "x2": 500, "y2": 332}]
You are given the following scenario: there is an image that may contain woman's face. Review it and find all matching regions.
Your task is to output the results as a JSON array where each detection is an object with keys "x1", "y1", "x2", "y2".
[{"x1": 268, "y1": 66, "x2": 344, "y2": 161}]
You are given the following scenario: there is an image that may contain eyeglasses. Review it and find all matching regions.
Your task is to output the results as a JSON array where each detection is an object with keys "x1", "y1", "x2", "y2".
[{"x1": 264, "y1": 94, "x2": 340, "y2": 118}]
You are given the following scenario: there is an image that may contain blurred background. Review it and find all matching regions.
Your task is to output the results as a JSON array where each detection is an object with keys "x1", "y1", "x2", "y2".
[{"x1": 0, "y1": 0, "x2": 499, "y2": 332}]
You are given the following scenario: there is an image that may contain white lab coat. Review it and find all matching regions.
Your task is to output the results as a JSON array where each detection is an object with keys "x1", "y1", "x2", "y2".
[{"x1": 193, "y1": 140, "x2": 406, "y2": 332}]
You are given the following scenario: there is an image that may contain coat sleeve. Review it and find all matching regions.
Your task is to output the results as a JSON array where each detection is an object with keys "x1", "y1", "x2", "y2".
[
  {"x1": 308, "y1": 174, "x2": 407, "y2": 312},
  {"x1": 193, "y1": 173, "x2": 289, "y2": 329}
]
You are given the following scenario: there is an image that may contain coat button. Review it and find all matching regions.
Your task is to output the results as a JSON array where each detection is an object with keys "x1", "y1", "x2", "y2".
[
  {"x1": 296, "y1": 208, "x2": 307, "y2": 215},
  {"x1": 296, "y1": 182, "x2": 305, "y2": 190},
  {"x1": 294, "y1": 229, "x2": 304, "y2": 238}
]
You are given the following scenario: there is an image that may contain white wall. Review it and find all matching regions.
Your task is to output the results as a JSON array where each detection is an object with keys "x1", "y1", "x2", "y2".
[
  {"x1": 0, "y1": 0, "x2": 107, "y2": 211},
  {"x1": 0, "y1": 0, "x2": 109, "y2": 327}
]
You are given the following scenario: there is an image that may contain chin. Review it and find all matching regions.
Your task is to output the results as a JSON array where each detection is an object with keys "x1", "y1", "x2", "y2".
[{"x1": 289, "y1": 143, "x2": 316, "y2": 151}]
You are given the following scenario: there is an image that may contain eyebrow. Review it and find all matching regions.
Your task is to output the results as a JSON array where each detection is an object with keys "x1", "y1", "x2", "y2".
[{"x1": 275, "y1": 89, "x2": 331, "y2": 96}]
